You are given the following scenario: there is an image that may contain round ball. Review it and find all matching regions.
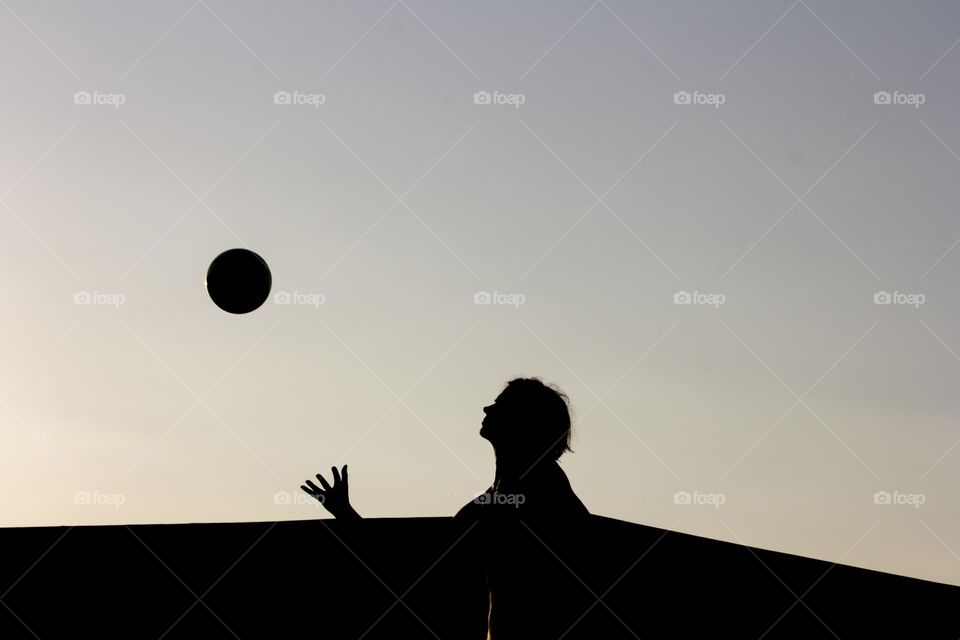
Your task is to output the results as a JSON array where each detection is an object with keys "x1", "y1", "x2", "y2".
[{"x1": 205, "y1": 248, "x2": 272, "y2": 314}]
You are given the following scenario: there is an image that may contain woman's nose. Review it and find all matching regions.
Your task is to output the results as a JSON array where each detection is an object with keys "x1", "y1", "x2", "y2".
[{"x1": 483, "y1": 405, "x2": 491, "y2": 415}]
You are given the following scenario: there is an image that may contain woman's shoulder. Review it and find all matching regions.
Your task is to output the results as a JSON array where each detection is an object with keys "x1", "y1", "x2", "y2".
[
  {"x1": 454, "y1": 487, "x2": 495, "y2": 520},
  {"x1": 454, "y1": 471, "x2": 590, "y2": 520}
]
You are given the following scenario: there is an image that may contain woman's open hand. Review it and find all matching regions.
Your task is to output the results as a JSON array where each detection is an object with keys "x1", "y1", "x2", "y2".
[{"x1": 301, "y1": 465, "x2": 361, "y2": 520}]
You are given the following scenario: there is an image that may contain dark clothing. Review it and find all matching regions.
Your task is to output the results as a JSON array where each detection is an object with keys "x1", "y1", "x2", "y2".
[{"x1": 454, "y1": 461, "x2": 591, "y2": 639}]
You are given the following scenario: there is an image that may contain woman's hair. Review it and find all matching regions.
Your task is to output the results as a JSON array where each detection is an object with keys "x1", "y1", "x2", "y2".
[{"x1": 503, "y1": 377, "x2": 574, "y2": 461}]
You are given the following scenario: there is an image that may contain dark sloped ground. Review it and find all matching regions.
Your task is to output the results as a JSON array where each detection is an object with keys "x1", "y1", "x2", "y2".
[{"x1": 1, "y1": 516, "x2": 956, "y2": 638}]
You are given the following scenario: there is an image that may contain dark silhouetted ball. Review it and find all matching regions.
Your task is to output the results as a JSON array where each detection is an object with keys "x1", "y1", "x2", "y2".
[{"x1": 206, "y1": 248, "x2": 272, "y2": 314}]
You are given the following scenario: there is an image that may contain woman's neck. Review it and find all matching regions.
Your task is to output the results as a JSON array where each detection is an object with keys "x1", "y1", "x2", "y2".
[{"x1": 493, "y1": 450, "x2": 549, "y2": 485}]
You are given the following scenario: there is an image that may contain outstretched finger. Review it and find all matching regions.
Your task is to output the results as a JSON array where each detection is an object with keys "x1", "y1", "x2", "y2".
[
  {"x1": 331, "y1": 466, "x2": 341, "y2": 485},
  {"x1": 315, "y1": 474, "x2": 332, "y2": 491},
  {"x1": 304, "y1": 479, "x2": 324, "y2": 494},
  {"x1": 342, "y1": 465, "x2": 349, "y2": 485}
]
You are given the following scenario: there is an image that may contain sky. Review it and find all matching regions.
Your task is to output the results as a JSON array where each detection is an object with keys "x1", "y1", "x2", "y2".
[{"x1": 1, "y1": 0, "x2": 960, "y2": 588}]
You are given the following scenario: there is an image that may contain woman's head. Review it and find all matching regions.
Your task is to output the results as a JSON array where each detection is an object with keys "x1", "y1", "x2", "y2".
[{"x1": 480, "y1": 377, "x2": 573, "y2": 461}]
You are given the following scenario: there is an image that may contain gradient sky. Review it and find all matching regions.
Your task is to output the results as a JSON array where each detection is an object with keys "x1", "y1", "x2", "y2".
[{"x1": 2, "y1": 0, "x2": 960, "y2": 588}]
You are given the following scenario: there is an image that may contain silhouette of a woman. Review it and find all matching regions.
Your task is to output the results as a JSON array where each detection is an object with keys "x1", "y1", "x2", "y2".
[{"x1": 301, "y1": 377, "x2": 588, "y2": 519}]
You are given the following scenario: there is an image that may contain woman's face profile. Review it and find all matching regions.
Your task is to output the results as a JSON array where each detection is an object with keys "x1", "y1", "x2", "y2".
[{"x1": 480, "y1": 390, "x2": 510, "y2": 443}]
